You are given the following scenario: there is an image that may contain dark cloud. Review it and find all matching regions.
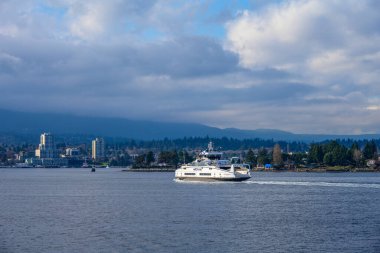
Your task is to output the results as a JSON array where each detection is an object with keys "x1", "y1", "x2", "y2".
[
  {"x1": 116, "y1": 37, "x2": 240, "y2": 78},
  {"x1": 0, "y1": 0, "x2": 379, "y2": 134}
]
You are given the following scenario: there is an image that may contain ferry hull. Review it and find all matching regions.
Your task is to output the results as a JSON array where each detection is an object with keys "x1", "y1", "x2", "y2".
[{"x1": 175, "y1": 176, "x2": 251, "y2": 182}]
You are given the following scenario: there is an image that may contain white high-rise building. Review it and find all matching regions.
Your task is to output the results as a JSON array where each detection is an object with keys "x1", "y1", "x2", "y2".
[
  {"x1": 35, "y1": 133, "x2": 57, "y2": 158},
  {"x1": 65, "y1": 147, "x2": 80, "y2": 157},
  {"x1": 92, "y1": 138, "x2": 105, "y2": 160},
  {"x1": 26, "y1": 132, "x2": 67, "y2": 167}
]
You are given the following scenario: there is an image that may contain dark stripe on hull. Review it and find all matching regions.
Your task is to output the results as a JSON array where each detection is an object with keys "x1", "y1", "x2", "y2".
[{"x1": 175, "y1": 176, "x2": 251, "y2": 182}]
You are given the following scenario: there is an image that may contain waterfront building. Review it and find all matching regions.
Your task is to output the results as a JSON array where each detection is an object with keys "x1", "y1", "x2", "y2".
[
  {"x1": 26, "y1": 132, "x2": 68, "y2": 167},
  {"x1": 92, "y1": 138, "x2": 105, "y2": 160},
  {"x1": 65, "y1": 147, "x2": 80, "y2": 157},
  {"x1": 15, "y1": 151, "x2": 25, "y2": 162},
  {"x1": 35, "y1": 133, "x2": 58, "y2": 158},
  {"x1": 26, "y1": 157, "x2": 68, "y2": 167}
]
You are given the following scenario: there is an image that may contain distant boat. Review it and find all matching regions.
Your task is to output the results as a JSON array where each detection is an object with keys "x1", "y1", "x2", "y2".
[{"x1": 82, "y1": 159, "x2": 90, "y2": 168}]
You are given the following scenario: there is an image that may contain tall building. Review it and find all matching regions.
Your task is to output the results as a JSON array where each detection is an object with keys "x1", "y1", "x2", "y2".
[
  {"x1": 92, "y1": 138, "x2": 105, "y2": 160},
  {"x1": 26, "y1": 132, "x2": 67, "y2": 167},
  {"x1": 35, "y1": 133, "x2": 57, "y2": 158}
]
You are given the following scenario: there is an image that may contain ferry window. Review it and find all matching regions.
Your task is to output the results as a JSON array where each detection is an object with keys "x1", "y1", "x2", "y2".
[
  {"x1": 200, "y1": 173, "x2": 211, "y2": 176},
  {"x1": 184, "y1": 173, "x2": 196, "y2": 175}
]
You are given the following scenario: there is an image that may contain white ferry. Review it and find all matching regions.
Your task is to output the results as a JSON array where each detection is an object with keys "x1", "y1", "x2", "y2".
[{"x1": 175, "y1": 142, "x2": 251, "y2": 182}]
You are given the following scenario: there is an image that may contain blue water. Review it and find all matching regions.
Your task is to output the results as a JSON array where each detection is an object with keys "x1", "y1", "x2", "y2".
[{"x1": 1, "y1": 169, "x2": 379, "y2": 253}]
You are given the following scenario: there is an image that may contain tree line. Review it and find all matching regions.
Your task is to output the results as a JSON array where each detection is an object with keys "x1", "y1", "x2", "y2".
[
  {"x1": 111, "y1": 136, "x2": 309, "y2": 152},
  {"x1": 130, "y1": 140, "x2": 378, "y2": 169},
  {"x1": 307, "y1": 140, "x2": 378, "y2": 167},
  {"x1": 243, "y1": 140, "x2": 378, "y2": 169}
]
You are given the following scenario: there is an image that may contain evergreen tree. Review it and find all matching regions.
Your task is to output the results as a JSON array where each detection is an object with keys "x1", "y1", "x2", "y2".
[
  {"x1": 134, "y1": 154, "x2": 146, "y2": 167},
  {"x1": 351, "y1": 142, "x2": 359, "y2": 151},
  {"x1": 171, "y1": 150, "x2": 179, "y2": 166},
  {"x1": 348, "y1": 142, "x2": 359, "y2": 164},
  {"x1": 321, "y1": 141, "x2": 349, "y2": 166},
  {"x1": 323, "y1": 152, "x2": 334, "y2": 166},
  {"x1": 245, "y1": 149, "x2": 256, "y2": 166},
  {"x1": 291, "y1": 153, "x2": 307, "y2": 165},
  {"x1": 324, "y1": 141, "x2": 340, "y2": 154},
  {"x1": 158, "y1": 150, "x2": 179, "y2": 166},
  {"x1": 333, "y1": 145, "x2": 348, "y2": 165},
  {"x1": 363, "y1": 140, "x2": 378, "y2": 160},
  {"x1": 308, "y1": 144, "x2": 324, "y2": 163},
  {"x1": 146, "y1": 151, "x2": 155, "y2": 165},
  {"x1": 158, "y1": 151, "x2": 171, "y2": 164},
  {"x1": 257, "y1": 148, "x2": 269, "y2": 166}
]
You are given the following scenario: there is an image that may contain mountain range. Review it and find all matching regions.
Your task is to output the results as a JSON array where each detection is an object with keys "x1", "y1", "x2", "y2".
[{"x1": 0, "y1": 109, "x2": 379, "y2": 142}]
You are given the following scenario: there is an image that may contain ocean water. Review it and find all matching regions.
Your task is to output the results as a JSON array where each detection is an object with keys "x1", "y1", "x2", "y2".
[{"x1": 0, "y1": 169, "x2": 379, "y2": 253}]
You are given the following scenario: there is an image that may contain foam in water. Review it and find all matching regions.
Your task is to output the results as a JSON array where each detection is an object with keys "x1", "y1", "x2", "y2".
[
  {"x1": 173, "y1": 179, "x2": 236, "y2": 184},
  {"x1": 173, "y1": 178, "x2": 380, "y2": 188},
  {"x1": 245, "y1": 180, "x2": 380, "y2": 189}
]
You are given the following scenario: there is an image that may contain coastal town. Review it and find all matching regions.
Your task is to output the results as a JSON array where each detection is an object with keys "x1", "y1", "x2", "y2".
[{"x1": 0, "y1": 132, "x2": 379, "y2": 172}]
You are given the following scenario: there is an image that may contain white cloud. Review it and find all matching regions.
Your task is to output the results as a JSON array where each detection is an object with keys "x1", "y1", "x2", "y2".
[
  {"x1": 223, "y1": 0, "x2": 380, "y2": 133},
  {"x1": 226, "y1": 0, "x2": 380, "y2": 86},
  {"x1": 367, "y1": 106, "x2": 380, "y2": 111},
  {"x1": 68, "y1": 3, "x2": 107, "y2": 39},
  {"x1": 0, "y1": 52, "x2": 21, "y2": 64},
  {"x1": 0, "y1": 24, "x2": 19, "y2": 37}
]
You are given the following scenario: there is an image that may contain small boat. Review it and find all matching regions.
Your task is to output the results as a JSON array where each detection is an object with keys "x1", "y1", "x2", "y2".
[
  {"x1": 82, "y1": 159, "x2": 90, "y2": 168},
  {"x1": 91, "y1": 166, "x2": 96, "y2": 172},
  {"x1": 175, "y1": 142, "x2": 251, "y2": 182}
]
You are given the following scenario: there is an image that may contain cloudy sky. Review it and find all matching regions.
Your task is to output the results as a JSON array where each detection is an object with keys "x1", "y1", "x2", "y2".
[{"x1": 0, "y1": 0, "x2": 379, "y2": 134}]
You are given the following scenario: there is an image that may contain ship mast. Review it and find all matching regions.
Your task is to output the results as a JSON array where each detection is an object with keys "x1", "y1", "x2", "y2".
[{"x1": 208, "y1": 141, "x2": 214, "y2": 152}]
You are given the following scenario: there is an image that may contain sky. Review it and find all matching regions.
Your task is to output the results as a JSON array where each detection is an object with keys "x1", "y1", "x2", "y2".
[{"x1": 0, "y1": 0, "x2": 379, "y2": 134}]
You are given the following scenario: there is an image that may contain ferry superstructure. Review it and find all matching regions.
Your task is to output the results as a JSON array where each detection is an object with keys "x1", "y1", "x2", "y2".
[{"x1": 175, "y1": 142, "x2": 251, "y2": 182}]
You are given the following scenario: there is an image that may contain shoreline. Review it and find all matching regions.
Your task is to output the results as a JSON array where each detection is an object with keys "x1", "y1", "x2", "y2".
[
  {"x1": 122, "y1": 168, "x2": 176, "y2": 172},
  {"x1": 252, "y1": 167, "x2": 380, "y2": 173},
  {"x1": 1, "y1": 166, "x2": 379, "y2": 173}
]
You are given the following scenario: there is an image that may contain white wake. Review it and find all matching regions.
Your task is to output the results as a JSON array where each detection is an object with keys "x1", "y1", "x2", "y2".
[{"x1": 245, "y1": 180, "x2": 380, "y2": 189}]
